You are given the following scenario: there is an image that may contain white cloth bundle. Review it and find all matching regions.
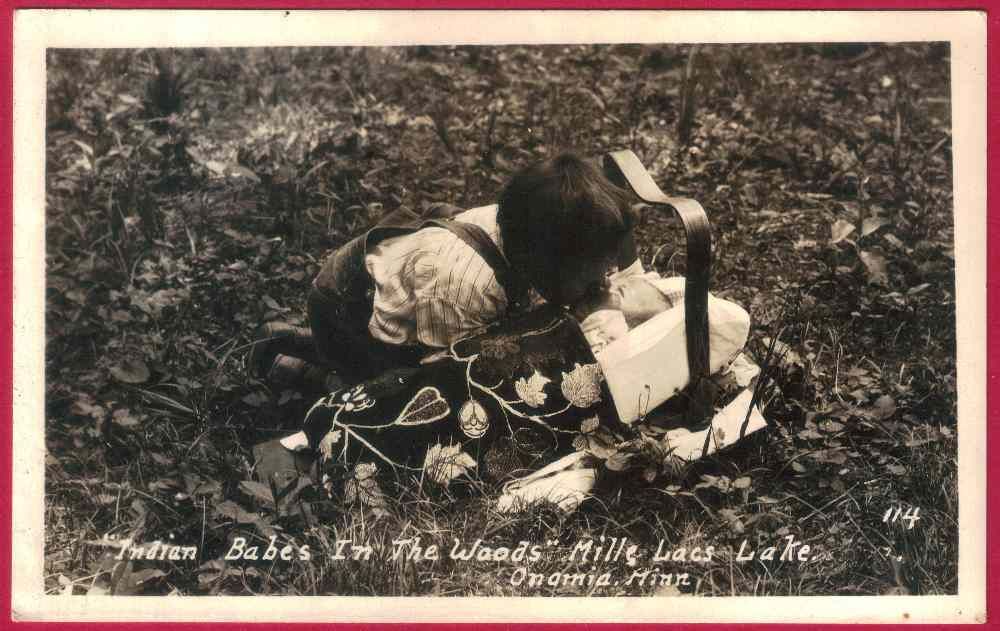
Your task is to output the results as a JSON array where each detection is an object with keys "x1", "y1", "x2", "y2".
[{"x1": 496, "y1": 452, "x2": 598, "y2": 514}]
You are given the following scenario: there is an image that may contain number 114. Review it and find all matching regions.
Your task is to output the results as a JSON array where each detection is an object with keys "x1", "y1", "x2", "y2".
[{"x1": 882, "y1": 506, "x2": 921, "y2": 530}]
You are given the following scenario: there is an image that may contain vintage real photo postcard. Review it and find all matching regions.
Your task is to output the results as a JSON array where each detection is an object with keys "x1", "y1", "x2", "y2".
[{"x1": 10, "y1": 8, "x2": 987, "y2": 623}]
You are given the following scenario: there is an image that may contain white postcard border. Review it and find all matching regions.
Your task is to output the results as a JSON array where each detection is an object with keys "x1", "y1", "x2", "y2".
[{"x1": 12, "y1": 9, "x2": 987, "y2": 623}]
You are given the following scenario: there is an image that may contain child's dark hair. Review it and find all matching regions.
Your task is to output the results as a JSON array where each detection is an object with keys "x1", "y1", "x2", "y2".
[{"x1": 497, "y1": 153, "x2": 634, "y2": 304}]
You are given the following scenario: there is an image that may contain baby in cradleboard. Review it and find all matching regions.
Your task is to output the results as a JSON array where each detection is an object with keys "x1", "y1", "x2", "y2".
[{"x1": 248, "y1": 153, "x2": 646, "y2": 391}]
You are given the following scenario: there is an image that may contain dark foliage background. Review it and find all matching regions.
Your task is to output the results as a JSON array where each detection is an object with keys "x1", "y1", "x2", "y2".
[{"x1": 44, "y1": 43, "x2": 956, "y2": 596}]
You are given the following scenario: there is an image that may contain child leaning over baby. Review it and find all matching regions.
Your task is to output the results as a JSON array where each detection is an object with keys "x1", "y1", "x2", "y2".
[
  {"x1": 248, "y1": 151, "x2": 749, "y2": 397},
  {"x1": 249, "y1": 153, "x2": 642, "y2": 391}
]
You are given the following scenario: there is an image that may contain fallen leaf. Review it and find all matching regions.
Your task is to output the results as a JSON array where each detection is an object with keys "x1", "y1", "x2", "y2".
[
  {"x1": 241, "y1": 392, "x2": 268, "y2": 407},
  {"x1": 71, "y1": 397, "x2": 105, "y2": 420},
  {"x1": 205, "y1": 160, "x2": 227, "y2": 175},
  {"x1": 215, "y1": 500, "x2": 259, "y2": 524},
  {"x1": 117, "y1": 568, "x2": 166, "y2": 594},
  {"x1": 229, "y1": 165, "x2": 261, "y2": 183},
  {"x1": 797, "y1": 428, "x2": 823, "y2": 440},
  {"x1": 605, "y1": 452, "x2": 634, "y2": 471},
  {"x1": 111, "y1": 358, "x2": 151, "y2": 384},
  {"x1": 72, "y1": 139, "x2": 94, "y2": 156},
  {"x1": 262, "y1": 295, "x2": 286, "y2": 312},
  {"x1": 718, "y1": 508, "x2": 745, "y2": 533},
  {"x1": 239, "y1": 480, "x2": 274, "y2": 505},
  {"x1": 197, "y1": 559, "x2": 228, "y2": 586},
  {"x1": 808, "y1": 449, "x2": 848, "y2": 465},
  {"x1": 858, "y1": 250, "x2": 889, "y2": 285},
  {"x1": 818, "y1": 419, "x2": 845, "y2": 433},
  {"x1": 654, "y1": 583, "x2": 683, "y2": 596},
  {"x1": 883, "y1": 233, "x2": 906, "y2": 250},
  {"x1": 830, "y1": 219, "x2": 855, "y2": 244},
  {"x1": 193, "y1": 480, "x2": 221, "y2": 496},
  {"x1": 149, "y1": 452, "x2": 174, "y2": 467},
  {"x1": 580, "y1": 416, "x2": 600, "y2": 434},
  {"x1": 57, "y1": 575, "x2": 74, "y2": 596},
  {"x1": 696, "y1": 474, "x2": 732, "y2": 493},
  {"x1": 112, "y1": 408, "x2": 141, "y2": 428},
  {"x1": 861, "y1": 216, "x2": 891, "y2": 237},
  {"x1": 874, "y1": 395, "x2": 897, "y2": 419}
]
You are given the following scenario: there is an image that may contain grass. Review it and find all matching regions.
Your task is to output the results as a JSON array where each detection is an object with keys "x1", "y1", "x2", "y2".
[{"x1": 43, "y1": 43, "x2": 957, "y2": 597}]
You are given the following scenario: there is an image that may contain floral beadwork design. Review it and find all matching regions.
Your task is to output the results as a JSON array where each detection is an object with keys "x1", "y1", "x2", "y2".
[
  {"x1": 560, "y1": 363, "x2": 604, "y2": 408},
  {"x1": 479, "y1": 335, "x2": 520, "y2": 360},
  {"x1": 393, "y1": 386, "x2": 450, "y2": 426},
  {"x1": 339, "y1": 385, "x2": 375, "y2": 412},
  {"x1": 514, "y1": 370, "x2": 552, "y2": 408},
  {"x1": 458, "y1": 399, "x2": 490, "y2": 438},
  {"x1": 343, "y1": 462, "x2": 386, "y2": 507},
  {"x1": 317, "y1": 429, "x2": 342, "y2": 461},
  {"x1": 423, "y1": 443, "x2": 477, "y2": 485},
  {"x1": 297, "y1": 310, "x2": 617, "y2": 489}
]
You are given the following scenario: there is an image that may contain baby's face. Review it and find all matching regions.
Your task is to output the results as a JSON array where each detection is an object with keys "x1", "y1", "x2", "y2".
[
  {"x1": 544, "y1": 254, "x2": 617, "y2": 306},
  {"x1": 615, "y1": 277, "x2": 673, "y2": 328}
]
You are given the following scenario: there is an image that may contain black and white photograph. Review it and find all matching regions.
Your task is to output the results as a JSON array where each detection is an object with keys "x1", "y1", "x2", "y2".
[{"x1": 12, "y1": 9, "x2": 986, "y2": 623}]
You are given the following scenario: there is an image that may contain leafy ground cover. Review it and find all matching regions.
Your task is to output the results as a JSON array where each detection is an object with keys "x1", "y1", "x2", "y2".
[{"x1": 44, "y1": 43, "x2": 956, "y2": 597}]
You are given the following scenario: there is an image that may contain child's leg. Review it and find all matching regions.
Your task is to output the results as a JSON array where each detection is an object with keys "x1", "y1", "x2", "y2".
[
  {"x1": 307, "y1": 286, "x2": 422, "y2": 382},
  {"x1": 266, "y1": 353, "x2": 343, "y2": 394},
  {"x1": 311, "y1": 229, "x2": 424, "y2": 380},
  {"x1": 248, "y1": 232, "x2": 368, "y2": 384},
  {"x1": 247, "y1": 322, "x2": 320, "y2": 379}
]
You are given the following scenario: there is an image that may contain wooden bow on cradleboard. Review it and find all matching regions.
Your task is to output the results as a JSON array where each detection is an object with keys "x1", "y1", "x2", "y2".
[{"x1": 601, "y1": 150, "x2": 714, "y2": 420}]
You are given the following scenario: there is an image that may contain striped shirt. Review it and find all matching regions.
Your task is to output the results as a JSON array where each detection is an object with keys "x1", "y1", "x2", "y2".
[
  {"x1": 365, "y1": 204, "x2": 520, "y2": 348},
  {"x1": 365, "y1": 204, "x2": 646, "y2": 349}
]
